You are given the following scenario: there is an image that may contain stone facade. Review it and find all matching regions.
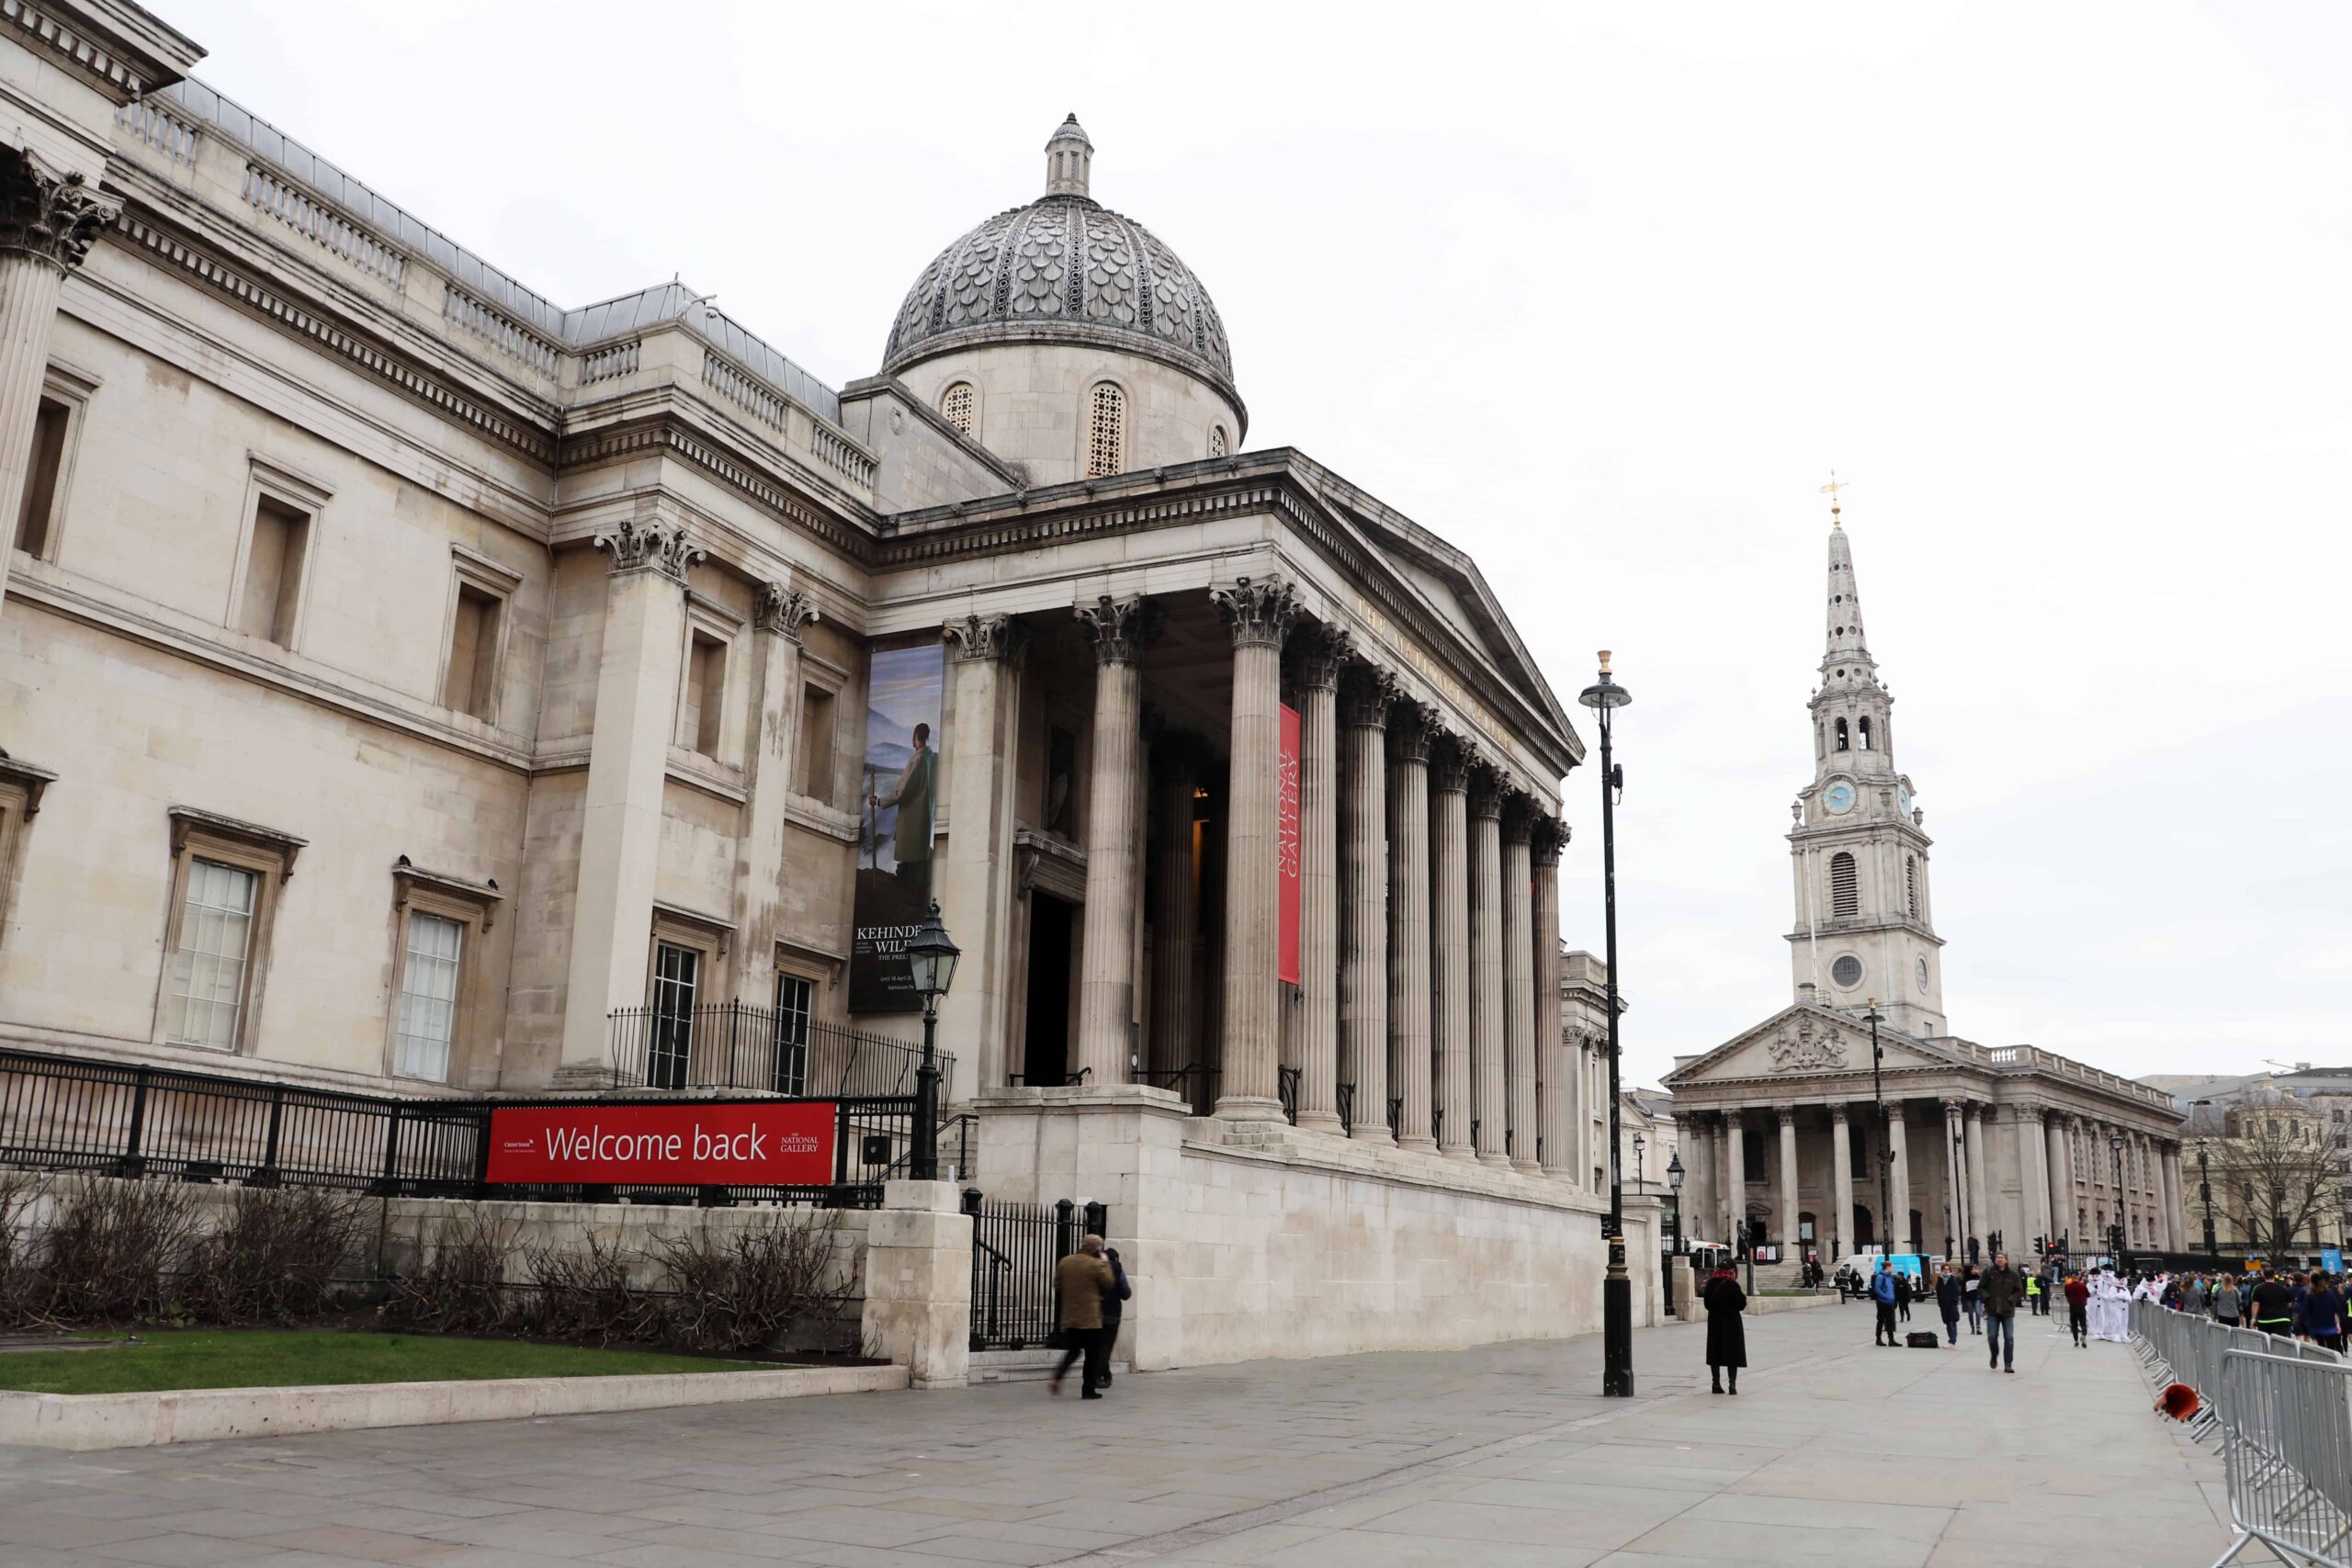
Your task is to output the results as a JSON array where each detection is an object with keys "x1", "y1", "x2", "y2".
[{"x1": 1666, "y1": 512, "x2": 2186, "y2": 1264}]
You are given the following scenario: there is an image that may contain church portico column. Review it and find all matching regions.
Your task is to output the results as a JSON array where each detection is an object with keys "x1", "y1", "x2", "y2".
[
  {"x1": 1723, "y1": 1113, "x2": 1747, "y2": 1247},
  {"x1": 733, "y1": 587, "x2": 819, "y2": 1003},
  {"x1": 1212, "y1": 578, "x2": 1298, "y2": 1119},
  {"x1": 1964, "y1": 1103, "x2": 1989, "y2": 1252},
  {"x1": 1500, "y1": 797, "x2": 1539, "y2": 1173},
  {"x1": 1338, "y1": 665, "x2": 1395, "y2": 1143},
  {"x1": 2013, "y1": 1102, "x2": 2050, "y2": 1249},
  {"x1": 1074, "y1": 594, "x2": 1161, "y2": 1087},
  {"x1": 1777, "y1": 1107, "x2": 1800, "y2": 1255},
  {"x1": 1291, "y1": 628, "x2": 1346, "y2": 1133},
  {"x1": 1148, "y1": 728, "x2": 1207, "y2": 1085},
  {"x1": 1940, "y1": 1100, "x2": 1967, "y2": 1258},
  {"x1": 934, "y1": 610, "x2": 1024, "y2": 1098},
  {"x1": 1429, "y1": 735, "x2": 1474, "y2": 1158},
  {"x1": 1385, "y1": 701, "x2": 1437, "y2": 1149},
  {"x1": 0, "y1": 148, "x2": 118, "y2": 626},
  {"x1": 560, "y1": 518, "x2": 702, "y2": 1083},
  {"x1": 2164, "y1": 1143, "x2": 2186, "y2": 1250},
  {"x1": 1831, "y1": 1106, "x2": 1855, "y2": 1260},
  {"x1": 1466, "y1": 765, "x2": 1509, "y2": 1167},
  {"x1": 1887, "y1": 1106, "x2": 1913, "y2": 1251},
  {"x1": 1532, "y1": 819, "x2": 1567, "y2": 1176}
]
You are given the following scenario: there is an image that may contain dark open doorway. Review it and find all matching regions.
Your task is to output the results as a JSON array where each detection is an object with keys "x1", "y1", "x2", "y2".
[{"x1": 1022, "y1": 893, "x2": 1075, "y2": 1086}]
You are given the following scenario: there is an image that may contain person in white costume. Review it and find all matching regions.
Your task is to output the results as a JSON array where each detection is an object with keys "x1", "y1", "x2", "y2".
[{"x1": 2090, "y1": 1269, "x2": 2133, "y2": 1341}]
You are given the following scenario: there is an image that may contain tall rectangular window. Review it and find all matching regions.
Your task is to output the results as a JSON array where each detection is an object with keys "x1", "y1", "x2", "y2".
[
  {"x1": 168, "y1": 859, "x2": 258, "y2": 1049},
  {"x1": 774, "y1": 973, "x2": 813, "y2": 1095},
  {"x1": 443, "y1": 583, "x2": 503, "y2": 719},
  {"x1": 680, "y1": 631, "x2": 727, "y2": 757},
  {"x1": 395, "y1": 913, "x2": 462, "y2": 1080},
  {"x1": 13, "y1": 397, "x2": 68, "y2": 558},
  {"x1": 649, "y1": 942, "x2": 699, "y2": 1089},
  {"x1": 238, "y1": 496, "x2": 310, "y2": 646},
  {"x1": 797, "y1": 683, "x2": 835, "y2": 800}
]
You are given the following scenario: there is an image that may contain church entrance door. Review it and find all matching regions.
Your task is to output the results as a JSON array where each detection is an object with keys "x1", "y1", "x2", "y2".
[{"x1": 1021, "y1": 894, "x2": 1076, "y2": 1086}]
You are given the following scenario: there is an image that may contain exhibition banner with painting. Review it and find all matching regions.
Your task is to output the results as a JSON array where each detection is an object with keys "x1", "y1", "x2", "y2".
[{"x1": 851, "y1": 642, "x2": 944, "y2": 1012}]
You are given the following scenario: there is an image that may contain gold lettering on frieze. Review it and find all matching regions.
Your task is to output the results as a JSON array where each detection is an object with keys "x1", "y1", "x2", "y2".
[{"x1": 1347, "y1": 591, "x2": 1506, "y2": 757}]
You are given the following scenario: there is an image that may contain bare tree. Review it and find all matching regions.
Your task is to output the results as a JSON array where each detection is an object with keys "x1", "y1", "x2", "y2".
[{"x1": 2205, "y1": 1091, "x2": 2340, "y2": 1261}]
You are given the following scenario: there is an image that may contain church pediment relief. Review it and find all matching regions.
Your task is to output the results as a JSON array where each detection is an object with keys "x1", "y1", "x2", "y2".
[{"x1": 1767, "y1": 1014, "x2": 1846, "y2": 1072}]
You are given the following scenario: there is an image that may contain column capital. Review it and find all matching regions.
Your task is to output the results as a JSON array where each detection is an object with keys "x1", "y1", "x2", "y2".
[
  {"x1": 944, "y1": 610, "x2": 1028, "y2": 664},
  {"x1": 1211, "y1": 575, "x2": 1299, "y2": 649},
  {"x1": 0, "y1": 148, "x2": 120, "y2": 273},
  {"x1": 759, "y1": 583, "x2": 820, "y2": 640},
  {"x1": 1076, "y1": 593, "x2": 1163, "y2": 664},
  {"x1": 1531, "y1": 814, "x2": 1567, "y2": 862},
  {"x1": 1466, "y1": 761, "x2": 1505, "y2": 821},
  {"x1": 1499, "y1": 790, "x2": 1535, "y2": 843},
  {"x1": 1385, "y1": 699, "x2": 1439, "y2": 763},
  {"x1": 1430, "y1": 730, "x2": 1476, "y2": 792},
  {"x1": 1286, "y1": 624, "x2": 1350, "y2": 692},
  {"x1": 596, "y1": 517, "x2": 703, "y2": 581},
  {"x1": 1830, "y1": 1102, "x2": 1850, "y2": 1123},
  {"x1": 1337, "y1": 661, "x2": 1398, "y2": 728},
  {"x1": 1776, "y1": 1104, "x2": 1797, "y2": 1126}
]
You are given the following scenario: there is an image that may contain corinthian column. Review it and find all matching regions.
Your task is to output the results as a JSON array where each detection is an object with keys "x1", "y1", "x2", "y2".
[
  {"x1": 1500, "y1": 795, "x2": 1538, "y2": 1173},
  {"x1": 1290, "y1": 627, "x2": 1346, "y2": 1133},
  {"x1": 0, "y1": 148, "x2": 118, "y2": 622},
  {"x1": 1338, "y1": 664, "x2": 1395, "y2": 1143},
  {"x1": 735, "y1": 586, "x2": 820, "y2": 1003},
  {"x1": 1778, "y1": 1107, "x2": 1800, "y2": 1253},
  {"x1": 1964, "y1": 1104, "x2": 1989, "y2": 1251},
  {"x1": 1831, "y1": 1105, "x2": 1855, "y2": 1259},
  {"x1": 1385, "y1": 700, "x2": 1437, "y2": 1149},
  {"x1": 1429, "y1": 735, "x2": 1474, "y2": 1159},
  {"x1": 1532, "y1": 818, "x2": 1567, "y2": 1175},
  {"x1": 1888, "y1": 1107, "x2": 1913, "y2": 1251},
  {"x1": 1074, "y1": 593, "x2": 1161, "y2": 1086},
  {"x1": 933, "y1": 610, "x2": 1024, "y2": 1097},
  {"x1": 1212, "y1": 577, "x2": 1298, "y2": 1119},
  {"x1": 1467, "y1": 764, "x2": 1508, "y2": 1167},
  {"x1": 2047, "y1": 1113, "x2": 2075, "y2": 1245},
  {"x1": 1148, "y1": 728, "x2": 1207, "y2": 1085}
]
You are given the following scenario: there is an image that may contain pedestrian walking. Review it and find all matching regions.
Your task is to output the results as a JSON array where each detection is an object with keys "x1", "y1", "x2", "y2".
[
  {"x1": 2025, "y1": 1270, "x2": 2041, "y2": 1317},
  {"x1": 2064, "y1": 1271, "x2": 2090, "y2": 1348},
  {"x1": 2181, "y1": 1273, "x2": 2207, "y2": 1317},
  {"x1": 1962, "y1": 1263, "x2": 1983, "y2": 1335},
  {"x1": 1702, "y1": 1264, "x2": 1747, "y2": 1393},
  {"x1": 2250, "y1": 1270, "x2": 2299, "y2": 1338},
  {"x1": 1048, "y1": 1235, "x2": 1117, "y2": 1399},
  {"x1": 1894, "y1": 1269, "x2": 1914, "y2": 1323},
  {"x1": 1935, "y1": 1264, "x2": 1962, "y2": 1346},
  {"x1": 2299, "y1": 1273, "x2": 2346, "y2": 1353},
  {"x1": 1871, "y1": 1259, "x2": 1901, "y2": 1347},
  {"x1": 2213, "y1": 1273, "x2": 2243, "y2": 1325},
  {"x1": 1094, "y1": 1245, "x2": 1132, "y2": 1389},
  {"x1": 1980, "y1": 1251, "x2": 2025, "y2": 1373}
]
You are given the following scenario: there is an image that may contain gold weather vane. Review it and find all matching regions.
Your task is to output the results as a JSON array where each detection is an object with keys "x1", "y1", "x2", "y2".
[{"x1": 1819, "y1": 471, "x2": 1853, "y2": 527}]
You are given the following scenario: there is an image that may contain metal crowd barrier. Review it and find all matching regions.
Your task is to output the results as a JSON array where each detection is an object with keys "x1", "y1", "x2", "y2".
[
  {"x1": 2214, "y1": 1348, "x2": 2351, "y2": 1568},
  {"x1": 2130, "y1": 1298, "x2": 2341, "y2": 1448}
]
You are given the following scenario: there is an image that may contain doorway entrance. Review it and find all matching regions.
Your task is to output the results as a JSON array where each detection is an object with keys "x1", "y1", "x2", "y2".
[{"x1": 1021, "y1": 893, "x2": 1075, "y2": 1086}]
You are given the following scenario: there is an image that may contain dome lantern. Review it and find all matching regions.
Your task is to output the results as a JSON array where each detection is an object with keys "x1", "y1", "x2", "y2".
[{"x1": 1045, "y1": 113, "x2": 1092, "y2": 198}]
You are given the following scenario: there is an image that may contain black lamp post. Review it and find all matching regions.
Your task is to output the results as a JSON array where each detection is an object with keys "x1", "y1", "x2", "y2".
[
  {"x1": 2197, "y1": 1136, "x2": 2217, "y2": 1257},
  {"x1": 2109, "y1": 1134, "x2": 2127, "y2": 1263},
  {"x1": 1666, "y1": 1149, "x2": 1685, "y2": 1318},
  {"x1": 904, "y1": 901, "x2": 960, "y2": 1180},
  {"x1": 1578, "y1": 650, "x2": 1634, "y2": 1399},
  {"x1": 1865, "y1": 1001, "x2": 1891, "y2": 1255},
  {"x1": 1951, "y1": 1120, "x2": 1971, "y2": 1263},
  {"x1": 1631, "y1": 1134, "x2": 1645, "y2": 1194}
]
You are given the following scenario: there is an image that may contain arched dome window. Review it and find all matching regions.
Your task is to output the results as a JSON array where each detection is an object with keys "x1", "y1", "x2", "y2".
[
  {"x1": 941, "y1": 381, "x2": 975, "y2": 435},
  {"x1": 1209, "y1": 423, "x2": 1228, "y2": 459},
  {"x1": 1086, "y1": 382, "x2": 1125, "y2": 479}
]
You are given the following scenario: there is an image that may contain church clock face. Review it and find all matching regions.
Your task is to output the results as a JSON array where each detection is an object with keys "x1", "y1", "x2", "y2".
[
  {"x1": 1916, "y1": 957, "x2": 1929, "y2": 993},
  {"x1": 1823, "y1": 780, "x2": 1857, "y2": 815},
  {"x1": 1897, "y1": 784, "x2": 1912, "y2": 816}
]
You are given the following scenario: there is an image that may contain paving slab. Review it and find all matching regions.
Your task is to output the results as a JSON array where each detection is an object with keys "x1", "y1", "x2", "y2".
[{"x1": 0, "y1": 1302, "x2": 2249, "y2": 1565}]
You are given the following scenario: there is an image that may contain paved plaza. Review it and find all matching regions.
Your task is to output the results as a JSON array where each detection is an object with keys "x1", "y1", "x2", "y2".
[{"x1": 0, "y1": 1302, "x2": 2251, "y2": 1568}]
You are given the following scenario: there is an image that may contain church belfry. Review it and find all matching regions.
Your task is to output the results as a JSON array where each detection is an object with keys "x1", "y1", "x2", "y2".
[{"x1": 1788, "y1": 493, "x2": 1945, "y2": 1036}]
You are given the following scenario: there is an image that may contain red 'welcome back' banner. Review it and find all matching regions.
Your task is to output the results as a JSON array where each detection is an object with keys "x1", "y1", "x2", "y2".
[{"x1": 484, "y1": 1102, "x2": 836, "y2": 1186}]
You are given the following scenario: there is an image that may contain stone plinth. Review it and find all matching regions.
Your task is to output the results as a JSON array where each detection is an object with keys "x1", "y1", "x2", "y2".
[{"x1": 858, "y1": 1179, "x2": 974, "y2": 1391}]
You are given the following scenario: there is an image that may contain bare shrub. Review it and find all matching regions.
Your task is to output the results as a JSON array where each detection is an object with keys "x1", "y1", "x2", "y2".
[
  {"x1": 381, "y1": 1213, "x2": 514, "y2": 1336},
  {"x1": 40, "y1": 1177, "x2": 198, "y2": 1325},
  {"x1": 519, "y1": 1233, "x2": 659, "y2": 1347},
  {"x1": 184, "y1": 1187, "x2": 367, "y2": 1324},
  {"x1": 0, "y1": 1170, "x2": 51, "y2": 1328},
  {"x1": 651, "y1": 1214, "x2": 848, "y2": 1355}
]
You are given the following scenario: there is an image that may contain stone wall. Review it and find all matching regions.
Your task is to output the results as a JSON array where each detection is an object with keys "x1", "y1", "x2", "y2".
[{"x1": 972, "y1": 1087, "x2": 1645, "y2": 1371}]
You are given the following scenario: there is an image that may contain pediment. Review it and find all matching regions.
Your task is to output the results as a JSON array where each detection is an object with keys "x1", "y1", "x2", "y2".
[{"x1": 1665, "y1": 1004, "x2": 1956, "y2": 1089}]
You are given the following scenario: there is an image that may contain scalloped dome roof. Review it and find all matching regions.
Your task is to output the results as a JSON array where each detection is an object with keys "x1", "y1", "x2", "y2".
[{"x1": 881, "y1": 117, "x2": 1235, "y2": 396}]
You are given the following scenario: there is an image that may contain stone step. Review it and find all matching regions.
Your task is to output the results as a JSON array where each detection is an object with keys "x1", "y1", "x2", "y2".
[{"x1": 968, "y1": 1348, "x2": 1132, "y2": 1385}]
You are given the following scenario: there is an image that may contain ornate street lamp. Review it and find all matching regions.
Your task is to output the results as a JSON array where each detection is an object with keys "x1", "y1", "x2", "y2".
[
  {"x1": 1631, "y1": 1134, "x2": 1645, "y2": 1194},
  {"x1": 1578, "y1": 650, "x2": 1634, "y2": 1399},
  {"x1": 1665, "y1": 1149, "x2": 1686, "y2": 1319},
  {"x1": 2197, "y1": 1136, "x2": 2217, "y2": 1257},
  {"x1": 905, "y1": 901, "x2": 960, "y2": 1180},
  {"x1": 1865, "y1": 1000, "x2": 1890, "y2": 1255}
]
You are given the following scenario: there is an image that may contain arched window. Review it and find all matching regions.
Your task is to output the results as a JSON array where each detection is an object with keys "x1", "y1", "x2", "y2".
[
  {"x1": 1085, "y1": 382, "x2": 1124, "y2": 478},
  {"x1": 941, "y1": 381, "x2": 975, "y2": 435},
  {"x1": 1835, "y1": 717, "x2": 1849, "y2": 751},
  {"x1": 1858, "y1": 716, "x2": 1873, "y2": 750},
  {"x1": 1209, "y1": 424, "x2": 1228, "y2": 458},
  {"x1": 1905, "y1": 856, "x2": 1919, "y2": 919},
  {"x1": 1829, "y1": 852, "x2": 1859, "y2": 918}
]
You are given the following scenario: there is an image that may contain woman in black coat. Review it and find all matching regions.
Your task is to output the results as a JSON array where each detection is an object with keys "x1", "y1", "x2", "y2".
[{"x1": 1701, "y1": 1265, "x2": 1747, "y2": 1394}]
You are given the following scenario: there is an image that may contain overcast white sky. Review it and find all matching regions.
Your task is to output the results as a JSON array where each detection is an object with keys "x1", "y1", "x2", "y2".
[{"x1": 164, "y1": 1, "x2": 2351, "y2": 1089}]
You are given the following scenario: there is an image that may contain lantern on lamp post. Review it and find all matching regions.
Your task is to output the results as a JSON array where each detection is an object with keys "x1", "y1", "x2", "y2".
[{"x1": 904, "y1": 901, "x2": 960, "y2": 1181}]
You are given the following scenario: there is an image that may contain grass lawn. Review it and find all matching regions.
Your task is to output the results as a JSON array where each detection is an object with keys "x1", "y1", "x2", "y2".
[{"x1": 0, "y1": 1332, "x2": 763, "y2": 1395}]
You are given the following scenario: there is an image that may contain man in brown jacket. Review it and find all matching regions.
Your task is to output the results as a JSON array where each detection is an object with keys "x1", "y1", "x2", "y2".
[
  {"x1": 1979, "y1": 1251, "x2": 2026, "y2": 1374},
  {"x1": 1049, "y1": 1235, "x2": 1117, "y2": 1399}
]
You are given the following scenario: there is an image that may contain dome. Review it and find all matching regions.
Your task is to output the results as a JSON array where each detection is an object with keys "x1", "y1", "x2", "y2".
[{"x1": 881, "y1": 117, "x2": 1237, "y2": 402}]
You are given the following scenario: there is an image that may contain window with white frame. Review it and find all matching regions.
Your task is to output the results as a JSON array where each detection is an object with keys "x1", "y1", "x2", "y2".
[
  {"x1": 774, "y1": 972, "x2": 813, "y2": 1094},
  {"x1": 168, "y1": 859, "x2": 260, "y2": 1049},
  {"x1": 1085, "y1": 382, "x2": 1124, "y2": 478},
  {"x1": 395, "y1": 913, "x2": 462, "y2": 1080},
  {"x1": 650, "y1": 941, "x2": 700, "y2": 1089}
]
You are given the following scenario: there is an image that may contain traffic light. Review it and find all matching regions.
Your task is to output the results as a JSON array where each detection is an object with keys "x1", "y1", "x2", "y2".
[{"x1": 2034, "y1": 1235, "x2": 2046, "y2": 1257}]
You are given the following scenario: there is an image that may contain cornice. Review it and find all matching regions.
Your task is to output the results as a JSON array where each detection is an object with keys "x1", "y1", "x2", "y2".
[
  {"x1": 557, "y1": 415, "x2": 876, "y2": 567},
  {"x1": 2, "y1": 0, "x2": 202, "y2": 104}
]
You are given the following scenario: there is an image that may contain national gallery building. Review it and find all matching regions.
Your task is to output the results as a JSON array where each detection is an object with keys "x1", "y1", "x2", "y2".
[{"x1": 0, "y1": 3, "x2": 1628, "y2": 1367}]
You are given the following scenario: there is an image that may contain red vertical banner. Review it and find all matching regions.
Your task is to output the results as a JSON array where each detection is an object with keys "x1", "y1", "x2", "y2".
[{"x1": 1277, "y1": 702, "x2": 1302, "y2": 986}]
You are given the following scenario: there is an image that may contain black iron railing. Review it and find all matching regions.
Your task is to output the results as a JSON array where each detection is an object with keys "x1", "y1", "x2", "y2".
[
  {"x1": 1337, "y1": 1081, "x2": 1356, "y2": 1134},
  {"x1": 0, "y1": 1047, "x2": 910, "y2": 1208},
  {"x1": 1277, "y1": 1066, "x2": 1300, "y2": 1125},
  {"x1": 963, "y1": 1191, "x2": 1110, "y2": 1351},
  {"x1": 606, "y1": 1002, "x2": 950, "y2": 1100}
]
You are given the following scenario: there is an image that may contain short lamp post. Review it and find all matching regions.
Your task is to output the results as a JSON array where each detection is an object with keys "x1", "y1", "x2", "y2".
[
  {"x1": 1578, "y1": 650, "x2": 1634, "y2": 1399},
  {"x1": 904, "y1": 901, "x2": 960, "y2": 1181},
  {"x1": 1668, "y1": 1149, "x2": 1686, "y2": 1256},
  {"x1": 2197, "y1": 1136, "x2": 2217, "y2": 1257},
  {"x1": 1865, "y1": 1001, "x2": 1891, "y2": 1254},
  {"x1": 2109, "y1": 1134, "x2": 2128, "y2": 1262}
]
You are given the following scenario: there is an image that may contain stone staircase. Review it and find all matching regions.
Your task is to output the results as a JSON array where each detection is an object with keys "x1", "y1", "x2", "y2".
[{"x1": 967, "y1": 1348, "x2": 1133, "y2": 1385}]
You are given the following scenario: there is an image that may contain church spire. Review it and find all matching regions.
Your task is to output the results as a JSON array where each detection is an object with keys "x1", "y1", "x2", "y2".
[{"x1": 1823, "y1": 510, "x2": 1874, "y2": 679}]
